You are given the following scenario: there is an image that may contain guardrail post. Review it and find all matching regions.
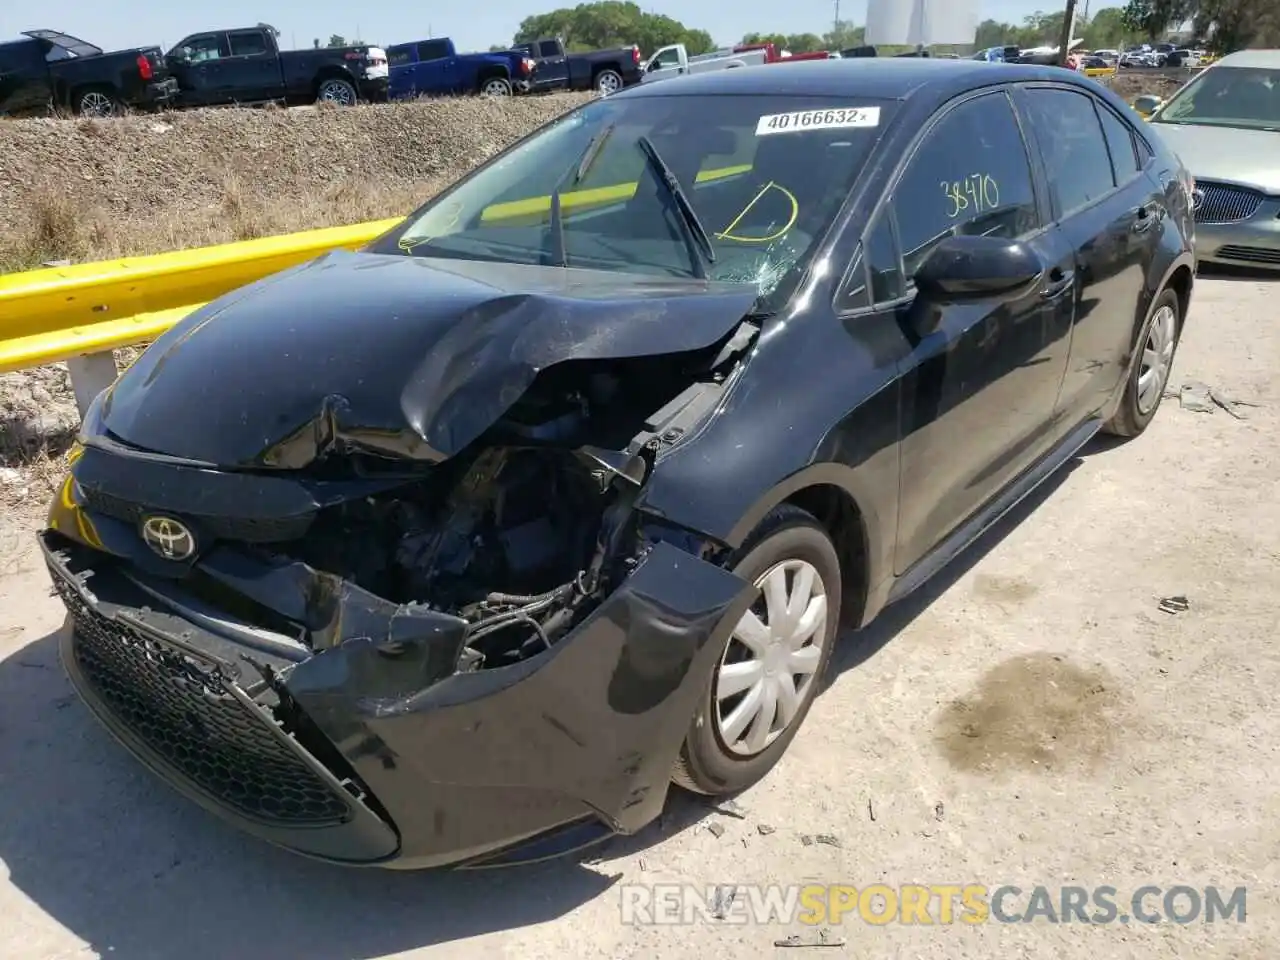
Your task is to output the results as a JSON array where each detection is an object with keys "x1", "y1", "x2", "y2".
[{"x1": 66, "y1": 352, "x2": 118, "y2": 417}]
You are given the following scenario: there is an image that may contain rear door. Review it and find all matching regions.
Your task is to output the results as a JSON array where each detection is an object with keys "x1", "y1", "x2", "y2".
[
  {"x1": 1014, "y1": 84, "x2": 1162, "y2": 421},
  {"x1": 223, "y1": 29, "x2": 281, "y2": 101},
  {"x1": 0, "y1": 40, "x2": 51, "y2": 115},
  {"x1": 851, "y1": 89, "x2": 1074, "y2": 573}
]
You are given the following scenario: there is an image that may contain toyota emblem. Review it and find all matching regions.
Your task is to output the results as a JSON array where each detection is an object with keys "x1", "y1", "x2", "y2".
[{"x1": 140, "y1": 516, "x2": 196, "y2": 561}]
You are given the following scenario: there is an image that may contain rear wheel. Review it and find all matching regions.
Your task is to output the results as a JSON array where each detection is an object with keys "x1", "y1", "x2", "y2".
[
  {"x1": 673, "y1": 505, "x2": 841, "y2": 796},
  {"x1": 480, "y1": 76, "x2": 513, "y2": 97},
  {"x1": 595, "y1": 69, "x2": 623, "y2": 95},
  {"x1": 1103, "y1": 286, "x2": 1182, "y2": 438},
  {"x1": 316, "y1": 77, "x2": 358, "y2": 105},
  {"x1": 75, "y1": 87, "x2": 120, "y2": 117}
]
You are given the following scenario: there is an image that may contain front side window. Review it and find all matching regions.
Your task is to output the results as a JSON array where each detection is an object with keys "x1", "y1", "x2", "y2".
[
  {"x1": 373, "y1": 94, "x2": 896, "y2": 315},
  {"x1": 387, "y1": 44, "x2": 413, "y2": 66},
  {"x1": 173, "y1": 35, "x2": 224, "y2": 62},
  {"x1": 892, "y1": 91, "x2": 1039, "y2": 277},
  {"x1": 1153, "y1": 66, "x2": 1280, "y2": 131}
]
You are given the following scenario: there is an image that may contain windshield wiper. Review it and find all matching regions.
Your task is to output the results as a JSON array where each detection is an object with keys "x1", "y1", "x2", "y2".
[
  {"x1": 636, "y1": 134, "x2": 716, "y2": 278},
  {"x1": 544, "y1": 123, "x2": 617, "y2": 268}
]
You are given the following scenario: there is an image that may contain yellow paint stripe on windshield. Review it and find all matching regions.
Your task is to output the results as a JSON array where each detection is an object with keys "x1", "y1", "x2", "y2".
[{"x1": 479, "y1": 163, "x2": 753, "y2": 224}]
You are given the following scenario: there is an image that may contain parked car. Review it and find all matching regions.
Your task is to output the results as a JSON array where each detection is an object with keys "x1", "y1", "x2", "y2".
[
  {"x1": 1139, "y1": 48, "x2": 1280, "y2": 269},
  {"x1": 0, "y1": 28, "x2": 177, "y2": 116},
  {"x1": 511, "y1": 36, "x2": 641, "y2": 95},
  {"x1": 1164, "y1": 49, "x2": 1200, "y2": 68},
  {"x1": 44, "y1": 58, "x2": 1195, "y2": 870},
  {"x1": 641, "y1": 41, "x2": 832, "y2": 83},
  {"x1": 164, "y1": 26, "x2": 388, "y2": 107},
  {"x1": 387, "y1": 37, "x2": 535, "y2": 98}
]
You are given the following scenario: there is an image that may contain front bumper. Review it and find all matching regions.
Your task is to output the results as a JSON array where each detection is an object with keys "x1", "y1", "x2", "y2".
[
  {"x1": 1195, "y1": 196, "x2": 1280, "y2": 269},
  {"x1": 43, "y1": 499, "x2": 750, "y2": 868}
]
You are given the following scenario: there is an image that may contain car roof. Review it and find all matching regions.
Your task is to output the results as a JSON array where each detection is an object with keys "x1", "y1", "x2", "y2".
[
  {"x1": 616, "y1": 57, "x2": 1093, "y2": 101},
  {"x1": 1212, "y1": 49, "x2": 1280, "y2": 68}
]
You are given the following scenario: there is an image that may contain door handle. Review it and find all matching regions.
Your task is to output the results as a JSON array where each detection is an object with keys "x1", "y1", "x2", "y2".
[{"x1": 1041, "y1": 266, "x2": 1075, "y2": 300}]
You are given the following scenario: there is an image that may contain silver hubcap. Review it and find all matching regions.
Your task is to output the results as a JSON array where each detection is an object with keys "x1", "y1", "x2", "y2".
[
  {"x1": 1137, "y1": 304, "x2": 1177, "y2": 414},
  {"x1": 483, "y1": 80, "x2": 510, "y2": 96},
  {"x1": 80, "y1": 92, "x2": 113, "y2": 116},
  {"x1": 598, "y1": 72, "x2": 621, "y2": 94},
  {"x1": 715, "y1": 559, "x2": 828, "y2": 757},
  {"x1": 319, "y1": 82, "x2": 354, "y2": 105}
]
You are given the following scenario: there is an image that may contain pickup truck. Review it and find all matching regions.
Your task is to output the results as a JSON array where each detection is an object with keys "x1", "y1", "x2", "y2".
[
  {"x1": 0, "y1": 29, "x2": 178, "y2": 116},
  {"x1": 641, "y1": 41, "x2": 833, "y2": 84},
  {"x1": 510, "y1": 37, "x2": 641, "y2": 95},
  {"x1": 164, "y1": 26, "x2": 388, "y2": 107},
  {"x1": 387, "y1": 37, "x2": 536, "y2": 99}
]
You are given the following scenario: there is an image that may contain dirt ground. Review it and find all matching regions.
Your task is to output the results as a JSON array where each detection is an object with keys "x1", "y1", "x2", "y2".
[{"x1": 0, "y1": 271, "x2": 1276, "y2": 959}]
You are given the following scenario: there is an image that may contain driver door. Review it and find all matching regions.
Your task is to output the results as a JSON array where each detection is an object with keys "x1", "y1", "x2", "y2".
[
  {"x1": 865, "y1": 90, "x2": 1075, "y2": 574},
  {"x1": 168, "y1": 33, "x2": 228, "y2": 105}
]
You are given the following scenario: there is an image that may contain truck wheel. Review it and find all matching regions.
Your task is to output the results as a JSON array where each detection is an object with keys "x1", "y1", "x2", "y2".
[
  {"x1": 75, "y1": 87, "x2": 120, "y2": 117},
  {"x1": 480, "y1": 77, "x2": 513, "y2": 97},
  {"x1": 595, "y1": 69, "x2": 623, "y2": 95},
  {"x1": 316, "y1": 78, "x2": 358, "y2": 106}
]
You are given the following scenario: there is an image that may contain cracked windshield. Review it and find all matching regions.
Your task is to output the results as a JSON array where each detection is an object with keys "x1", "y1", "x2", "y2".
[
  {"x1": 1154, "y1": 65, "x2": 1280, "y2": 131},
  {"x1": 384, "y1": 94, "x2": 895, "y2": 310}
]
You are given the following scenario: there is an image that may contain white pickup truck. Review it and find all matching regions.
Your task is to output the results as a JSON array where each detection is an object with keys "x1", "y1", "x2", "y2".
[{"x1": 640, "y1": 43, "x2": 768, "y2": 83}]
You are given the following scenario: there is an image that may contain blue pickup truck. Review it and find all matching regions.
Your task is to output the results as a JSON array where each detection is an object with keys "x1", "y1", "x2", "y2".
[{"x1": 387, "y1": 37, "x2": 535, "y2": 99}]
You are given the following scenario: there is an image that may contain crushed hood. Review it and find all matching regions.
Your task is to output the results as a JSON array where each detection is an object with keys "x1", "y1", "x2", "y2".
[
  {"x1": 1149, "y1": 122, "x2": 1280, "y2": 194},
  {"x1": 99, "y1": 250, "x2": 759, "y2": 468}
]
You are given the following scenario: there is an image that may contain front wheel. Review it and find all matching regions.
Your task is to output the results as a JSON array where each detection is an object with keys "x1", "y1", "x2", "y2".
[
  {"x1": 316, "y1": 78, "x2": 358, "y2": 106},
  {"x1": 595, "y1": 69, "x2": 623, "y2": 95},
  {"x1": 1103, "y1": 286, "x2": 1182, "y2": 437},
  {"x1": 480, "y1": 76, "x2": 513, "y2": 97},
  {"x1": 673, "y1": 505, "x2": 841, "y2": 796}
]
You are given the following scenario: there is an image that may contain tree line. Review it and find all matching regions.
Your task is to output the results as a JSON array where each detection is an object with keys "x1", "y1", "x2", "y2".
[{"x1": 320, "y1": 0, "x2": 1278, "y2": 58}]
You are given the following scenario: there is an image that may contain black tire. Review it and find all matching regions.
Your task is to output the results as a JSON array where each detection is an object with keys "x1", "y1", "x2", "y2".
[
  {"x1": 672, "y1": 504, "x2": 842, "y2": 796},
  {"x1": 479, "y1": 76, "x2": 513, "y2": 96},
  {"x1": 595, "y1": 69, "x2": 623, "y2": 95},
  {"x1": 74, "y1": 86, "x2": 120, "y2": 117},
  {"x1": 1103, "y1": 286, "x2": 1183, "y2": 438},
  {"x1": 316, "y1": 77, "x2": 358, "y2": 106}
]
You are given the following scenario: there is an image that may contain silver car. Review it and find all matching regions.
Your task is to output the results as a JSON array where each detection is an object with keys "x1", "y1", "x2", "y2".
[{"x1": 1136, "y1": 49, "x2": 1280, "y2": 269}]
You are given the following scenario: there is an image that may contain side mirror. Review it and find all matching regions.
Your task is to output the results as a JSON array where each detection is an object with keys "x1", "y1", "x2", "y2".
[
  {"x1": 1133, "y1": 94, "x2": 1163, "y2": 116},
  {"x1": 914, "y1": 234, "x2": 1044, "y2": 304}
]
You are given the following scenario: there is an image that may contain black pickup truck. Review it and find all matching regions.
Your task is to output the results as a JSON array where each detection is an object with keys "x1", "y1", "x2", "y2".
[
  {"x1": 0, "y1": 29, "x2": 178, "y2": 116},
  {"x1": 164, "y1": 26, "x2": 388, "y2": 107},
  {"x1": 510, "y1": 36, "x2": 642, "y2": 95}
]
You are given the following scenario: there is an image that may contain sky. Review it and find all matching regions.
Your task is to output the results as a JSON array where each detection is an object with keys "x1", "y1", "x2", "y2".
[{"x1": 2, "y1": 1, "x2": 1118, "y2": 55}]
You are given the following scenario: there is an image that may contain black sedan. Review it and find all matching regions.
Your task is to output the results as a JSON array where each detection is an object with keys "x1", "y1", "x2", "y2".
[{"x1": 42, "y1": 58, "x2": 1196, "y2": 869}]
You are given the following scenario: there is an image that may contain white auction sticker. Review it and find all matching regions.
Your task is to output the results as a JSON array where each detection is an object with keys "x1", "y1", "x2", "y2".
[{"x1": 755, "y1": 106, "x2": 881, "y2": 136}]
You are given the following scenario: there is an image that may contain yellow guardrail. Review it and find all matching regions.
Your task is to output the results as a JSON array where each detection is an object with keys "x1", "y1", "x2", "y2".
[{"x1": 0, "y1": 218, "x2": 402, "y2": 375}]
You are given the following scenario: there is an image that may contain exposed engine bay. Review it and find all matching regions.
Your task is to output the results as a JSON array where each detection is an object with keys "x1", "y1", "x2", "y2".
[{"x1": 257, "y1": 328, "x2": 755, "y2": 671}]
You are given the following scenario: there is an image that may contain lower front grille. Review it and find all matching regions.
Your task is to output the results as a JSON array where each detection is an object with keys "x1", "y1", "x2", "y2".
[
  {"x1": 1215, "y1": 244, "x2": 1280, "y2": 265},
  {"x1": 1194, "y1": 181, "x2": 1263, "y2": 224},
  {"x1": 53, "y1": 570, "x2": 352, "y2": 826}
]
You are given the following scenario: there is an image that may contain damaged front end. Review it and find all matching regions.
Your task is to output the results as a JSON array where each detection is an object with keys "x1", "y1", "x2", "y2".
[{"x1": 44, "y1": 277, "x2": 763, "y2": 868}]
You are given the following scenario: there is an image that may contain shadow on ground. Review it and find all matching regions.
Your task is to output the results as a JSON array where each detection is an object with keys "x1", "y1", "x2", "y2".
[{"x1": 0, "y1": 451, "x2": 1081, "y2": 958}]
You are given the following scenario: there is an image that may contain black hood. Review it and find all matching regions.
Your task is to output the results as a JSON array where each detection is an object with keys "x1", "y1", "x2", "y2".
[{"x1": 99, "y1": 250, "x2": 759, "y2": 468}]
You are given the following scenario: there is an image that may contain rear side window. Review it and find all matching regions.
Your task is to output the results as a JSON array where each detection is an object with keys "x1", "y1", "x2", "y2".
[
  {"x1": 1097, "y1": 102, "x2": 1140, "y2": 184},
  {"x1": 1020, "y1": 88, "x2": 1116, "y2": 215},
  {"x1": 228, "y1": 31, "x2": 269, "y2": 57},
  {"x1": 892, "y1": 91, "x2": 1040, "y2": 276},
  {"x1": 418, "y1": 40, "x2": 451, "y2": 61}
]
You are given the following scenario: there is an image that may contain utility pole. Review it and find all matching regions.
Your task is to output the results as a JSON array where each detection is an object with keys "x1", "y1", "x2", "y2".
[
  {"x1": 1057, "y1": 0, "x2": 1078, "y2": 65},
  {"x1": 833, "y1": 0, "x2": 840, "y2": 35}
]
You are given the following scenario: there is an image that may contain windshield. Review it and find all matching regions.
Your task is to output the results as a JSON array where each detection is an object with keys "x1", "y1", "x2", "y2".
[
  {"x1": 1154, "y1": 66, "x2": 1280, "y2": 131},
  {"x1": 371, "y1": 93, "x2": 895, "y2": 313}
]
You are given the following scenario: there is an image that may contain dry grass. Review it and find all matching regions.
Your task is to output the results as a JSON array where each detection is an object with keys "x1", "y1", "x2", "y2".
[{"x1": 0, "y1": 95, "x2": 593, "y2": 513}]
